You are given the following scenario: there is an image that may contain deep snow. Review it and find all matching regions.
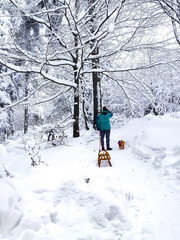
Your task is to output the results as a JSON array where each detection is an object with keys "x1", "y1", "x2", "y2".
[{"x1": 0, "y1": 113, "x2": 180, "y2": 240}]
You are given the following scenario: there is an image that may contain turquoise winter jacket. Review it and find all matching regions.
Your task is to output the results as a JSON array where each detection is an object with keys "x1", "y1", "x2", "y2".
[{"x1": 96, "y1": 110, "x2": 113, "y2": 131}]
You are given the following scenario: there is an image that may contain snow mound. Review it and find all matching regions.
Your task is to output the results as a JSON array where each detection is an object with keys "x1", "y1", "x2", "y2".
[
  {"x1": 0, "y1": 179, "x2": 22, "y2": 237},
  {"x1": 0, "y1": 144, "x2": 7, "y2": 161}
]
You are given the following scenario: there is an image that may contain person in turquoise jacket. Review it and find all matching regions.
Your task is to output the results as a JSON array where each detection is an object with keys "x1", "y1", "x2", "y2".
[{"x1": 96, "y1": 106, "x2": 113, "y2": 151}]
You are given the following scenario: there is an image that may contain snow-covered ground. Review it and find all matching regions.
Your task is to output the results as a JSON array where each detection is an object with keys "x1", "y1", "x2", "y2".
[{"x1": 0, "y1": 113, "x2": 180, "y2": 240}]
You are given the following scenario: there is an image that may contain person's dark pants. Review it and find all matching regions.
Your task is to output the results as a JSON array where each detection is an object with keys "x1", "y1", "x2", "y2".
[{"x1": 100, "y1": 130, "x2": 110, "y2": 150}]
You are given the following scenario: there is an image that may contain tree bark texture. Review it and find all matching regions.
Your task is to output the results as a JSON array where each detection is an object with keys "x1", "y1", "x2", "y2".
[{"x1": 24, "y1": 72, "x2": 29, "y2": 134}]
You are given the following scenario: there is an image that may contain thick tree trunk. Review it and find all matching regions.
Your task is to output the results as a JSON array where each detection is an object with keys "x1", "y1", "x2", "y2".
[
  {"x1": 88, "y1": 0, "x2": 102, "y2": 128},
  {"x1": 73, "y1": 32, "x2": 80, "y2": 137},
  {"x1": 72, "y1": 0, "x2": 81, "y2": 137},
  {"x1": 92, "y1": 49, "x2": 102, "y2": 128},
  {"x1": 73, "y1": 80, "x2": 80, "y2": 137}
]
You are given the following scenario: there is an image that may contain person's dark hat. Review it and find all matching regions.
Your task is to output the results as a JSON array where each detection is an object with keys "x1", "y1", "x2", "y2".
[{"x1": 103, "y1": 106, "x2": 107, "y2": 111}]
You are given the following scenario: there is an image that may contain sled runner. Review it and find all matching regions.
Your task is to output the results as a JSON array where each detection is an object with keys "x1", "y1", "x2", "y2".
[{"x1": 98, "y1": 150, "x2": 112, "y2": 167}]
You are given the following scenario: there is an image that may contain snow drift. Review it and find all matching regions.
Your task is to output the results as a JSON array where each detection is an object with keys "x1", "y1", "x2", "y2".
[{"x1": 0, "y1": 113, "x2": 180, "y2": 240}]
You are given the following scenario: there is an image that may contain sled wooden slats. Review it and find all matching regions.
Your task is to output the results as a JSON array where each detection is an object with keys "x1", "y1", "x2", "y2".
[{"x1": 98, "y1": 150, "x2": 112, "y2": 167}]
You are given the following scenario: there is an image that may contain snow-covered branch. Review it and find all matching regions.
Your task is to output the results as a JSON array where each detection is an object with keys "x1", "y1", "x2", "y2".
[
  {"x1": 0, "y1": 59, "x2": 76, "y2": 88},
  {"x1": 0, "y1": 80, "x2": 50, "y2": 112},
  {"x1": 82, "y1": 59, "x2": 180, "y2": 74},
  {"x1": 32, "y1": 87, "x2": 72, "y2": 105}
]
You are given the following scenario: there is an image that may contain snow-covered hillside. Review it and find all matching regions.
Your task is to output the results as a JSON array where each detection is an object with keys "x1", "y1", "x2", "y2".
[{"x1": 0, "y1": 113, "x2": 180, "y2": 240}]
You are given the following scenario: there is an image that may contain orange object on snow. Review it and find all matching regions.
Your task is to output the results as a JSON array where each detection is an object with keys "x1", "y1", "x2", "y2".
[
  {"x1": 118, "y1": 140, "x2": 125, "y2": 149},
  {"x1": 98, "y1": 150, "x2": 112, "y2": 167}
]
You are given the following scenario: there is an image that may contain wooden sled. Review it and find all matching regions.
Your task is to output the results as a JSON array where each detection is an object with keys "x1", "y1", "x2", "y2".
[{"x1": 98, "y1": 150, "x2": 112, "y2": 167}]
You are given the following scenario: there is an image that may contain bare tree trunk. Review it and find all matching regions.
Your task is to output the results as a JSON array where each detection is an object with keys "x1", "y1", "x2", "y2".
[
  {"x1": 88, "y1": 0, "x2": 102, "y2": 128},
  {"x1": 82, "y1": 90, "x2": 89, "y2": 130},
  {"x1": 92, "y1": 48, "x2": 102, "y2": 128},
  {"x1": 73, "y1": 0, "x2": 81, "y2": 137},
  {"x1": 24, "y1": 72, "x2": 29, "y2": 134},
  {"x1": 73, "y1": 69, "x2": 80, "y2": 137}
]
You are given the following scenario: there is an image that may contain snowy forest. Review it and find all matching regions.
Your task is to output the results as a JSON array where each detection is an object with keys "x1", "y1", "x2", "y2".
[
  {"x1": 1, "y1": 1, "x2": 180, "y2": 240},
  {"x1": 0, "y1": 0, "x2": 180, "y2": 140}
]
